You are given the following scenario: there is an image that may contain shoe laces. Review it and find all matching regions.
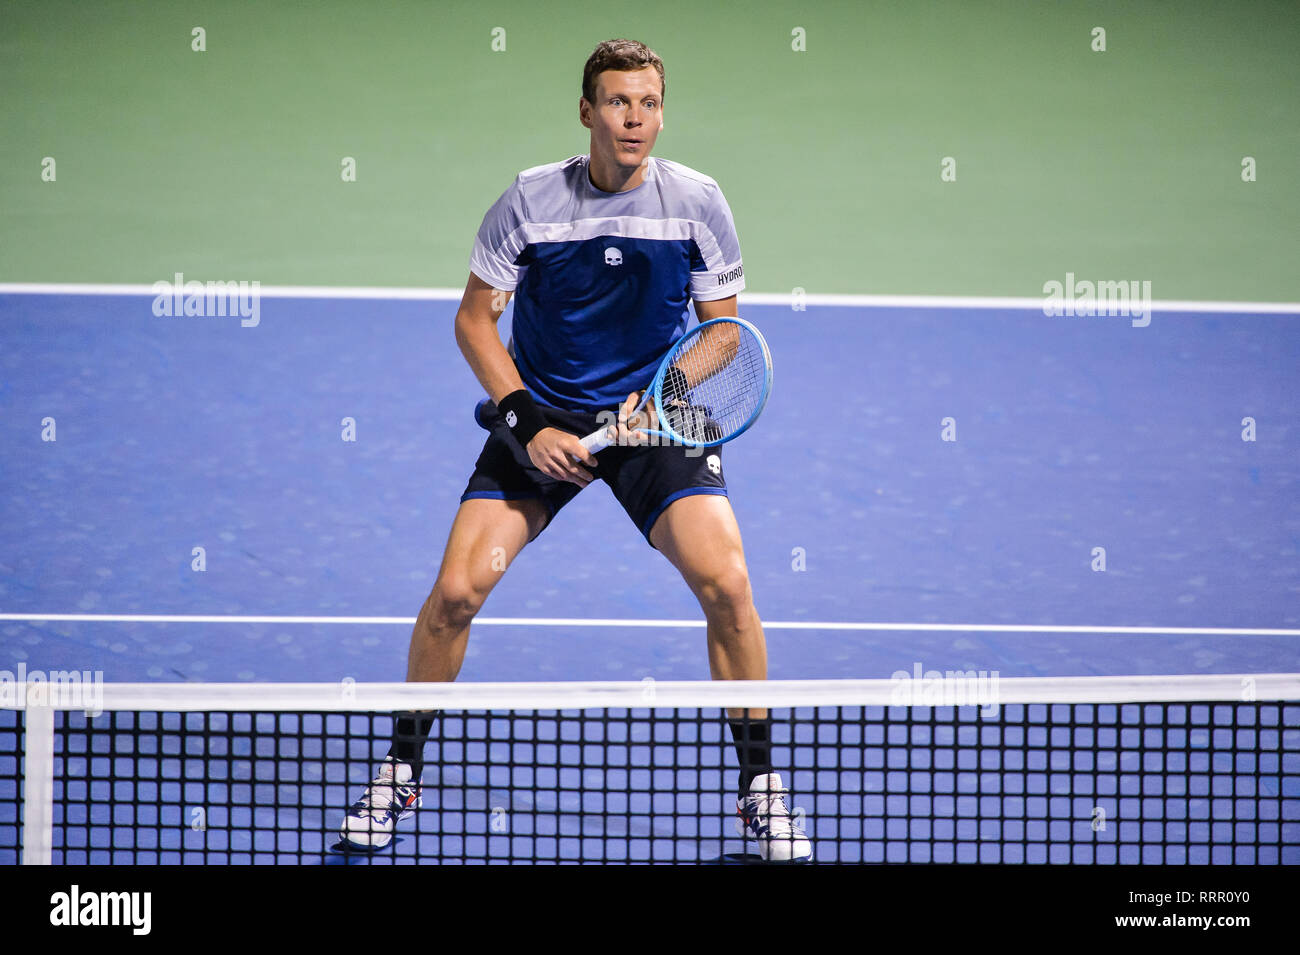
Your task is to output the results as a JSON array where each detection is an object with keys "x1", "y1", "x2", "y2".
[
  {"x1": 746, "y1": 787, "x2": 801, "y2": 837},
  {"x1": 355, "y1": 761, "x2": 410, "y2": 817}
]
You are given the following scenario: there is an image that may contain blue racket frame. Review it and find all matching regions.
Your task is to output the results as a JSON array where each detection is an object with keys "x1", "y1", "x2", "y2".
[{"x1": 589, "y1": 316, "x2": 774, "y2": 451}]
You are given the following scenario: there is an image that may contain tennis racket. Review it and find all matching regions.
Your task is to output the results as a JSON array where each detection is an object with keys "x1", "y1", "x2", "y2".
[{"x1": 579, "y1": 316, "x2": 773, "y2": 453}]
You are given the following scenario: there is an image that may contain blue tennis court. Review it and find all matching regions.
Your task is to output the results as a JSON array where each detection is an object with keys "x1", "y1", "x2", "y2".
[
  {"x1": 1, "y1": 291, "x2": 1298, "y2": 864},
  {"x1": 3, "y1": 292, "x2": 1296, "y2": 676}
]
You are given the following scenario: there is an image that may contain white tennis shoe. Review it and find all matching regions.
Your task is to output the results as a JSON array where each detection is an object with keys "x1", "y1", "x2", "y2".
[
  {"x1": 735, "y1": 772, "x2": 813, "y2": 863},
  {"x1": 339, "y1": 757, "x2": 421, "y2": 851}
]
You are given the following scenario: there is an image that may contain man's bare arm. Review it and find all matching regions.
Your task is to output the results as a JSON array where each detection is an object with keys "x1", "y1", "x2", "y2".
[
  {"x1": 614, "y1": 295, "x2": 742, "y2": 443},
  {"x1": 453, "y1": 272, "x2": 525, "y2": 403},
  {"x1": 693, "y1": 294, "x2": 738, "y2": 324}
]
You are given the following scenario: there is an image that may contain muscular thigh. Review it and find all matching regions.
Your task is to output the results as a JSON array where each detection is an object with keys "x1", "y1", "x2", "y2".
[
  {"x1": 649, "y1": 493, "x2": 750, "y2": 594},
  {"x1": 433, "y1": 497, "x2": 548, "y2": 595}
]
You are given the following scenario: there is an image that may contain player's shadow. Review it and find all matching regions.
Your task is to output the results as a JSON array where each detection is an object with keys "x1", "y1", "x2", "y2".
[
  {"x1": 322, "y1": 841, "x2": 807, "y2": 865},
  {"x1": 322, "y1": 846, "x2": 794, "y2": 865},
  {"x1": 706, "y1": 851, "x2": 811, "y2": 865},
  {"x1": 322, "y1": 836, "x2": 414, "y2": 864}
]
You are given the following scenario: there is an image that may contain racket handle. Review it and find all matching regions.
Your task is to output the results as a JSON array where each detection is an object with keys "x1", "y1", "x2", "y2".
[{"x1": 580, "y1": 424, "x2": 616, "y2": 454}]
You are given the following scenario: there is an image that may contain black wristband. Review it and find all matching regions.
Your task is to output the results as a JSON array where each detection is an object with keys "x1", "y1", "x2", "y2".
[
  {"x1": 662, "y1": 365, "x2": 689, "y2": 400},
  {"x1": 497, "y1": 389, "x2": 547, "y2": 448}
]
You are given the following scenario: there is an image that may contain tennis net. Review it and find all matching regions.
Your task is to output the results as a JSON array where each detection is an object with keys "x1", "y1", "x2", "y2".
[{"x1": 2, "y1": 674, "x2": 1297, "y2": 864}]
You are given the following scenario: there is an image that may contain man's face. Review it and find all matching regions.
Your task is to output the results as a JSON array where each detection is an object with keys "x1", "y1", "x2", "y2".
[{"x1": 581, "y1": 67, "x2": 663, "y2": 172}]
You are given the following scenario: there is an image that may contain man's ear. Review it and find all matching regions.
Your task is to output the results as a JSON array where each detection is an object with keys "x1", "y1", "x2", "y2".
[{"x1": 578, "y1": 98, "x2": 592, "y2": 129}]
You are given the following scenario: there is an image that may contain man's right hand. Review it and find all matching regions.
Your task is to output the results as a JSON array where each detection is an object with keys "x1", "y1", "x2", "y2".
[{"x1": 526, "y1": 427, "x2": 597, "y2": 487}]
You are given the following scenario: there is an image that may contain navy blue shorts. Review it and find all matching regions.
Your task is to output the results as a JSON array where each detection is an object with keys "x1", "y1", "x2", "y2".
[{"x1": 461, "y1": 399, "x2": 728, "y2": 544}]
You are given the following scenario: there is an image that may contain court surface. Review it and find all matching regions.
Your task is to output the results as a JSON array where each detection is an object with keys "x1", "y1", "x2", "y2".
[
  {"x1": 3, "y1": 292, "x2": 1297, "y2": 680},
  {"x1": 1, "y1": 291, "x2": 1297, "y2": 864}
]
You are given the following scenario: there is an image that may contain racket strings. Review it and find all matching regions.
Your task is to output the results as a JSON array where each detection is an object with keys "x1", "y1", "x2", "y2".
[{"x1": 662, "y1": 324, "x2": 767, "y2": 443}]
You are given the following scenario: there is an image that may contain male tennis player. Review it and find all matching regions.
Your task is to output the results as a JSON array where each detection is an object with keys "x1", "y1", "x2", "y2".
[{"x1": 341, "y1": 39, "x2": 811, "y2": 862}]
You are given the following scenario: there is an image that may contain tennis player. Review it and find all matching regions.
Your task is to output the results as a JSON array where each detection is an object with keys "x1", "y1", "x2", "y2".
[{"x1": 341, "y1": 39, "x2": 811, "y2": 862}]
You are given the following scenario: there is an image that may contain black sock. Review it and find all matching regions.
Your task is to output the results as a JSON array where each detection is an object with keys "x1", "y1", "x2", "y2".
[
  {"x1": 387, "y1": 711, "x2": 436, "y2": 778},
  {"x1": 727, "y1": 715, "x2": 772, "y2": 797}
]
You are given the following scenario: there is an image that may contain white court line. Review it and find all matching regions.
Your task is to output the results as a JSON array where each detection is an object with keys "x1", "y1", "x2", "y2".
[
  {"x1": 0, "y1": 612, "x2": 1296, "y2": 636},
  {"x1": 1, "y1": 282, "x2": 1298, "y2": 313},
  {"x1": 0, "y1": 282, "x2": 463, "y2": 300}
]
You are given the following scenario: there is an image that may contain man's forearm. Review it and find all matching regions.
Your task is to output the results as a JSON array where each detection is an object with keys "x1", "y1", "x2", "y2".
[
  {"x1": 455, "y1": 310, "x2": 550, "y2": 448},
  {"x1": 454, "y1": 312, "x2": 527, "y2": 404}
]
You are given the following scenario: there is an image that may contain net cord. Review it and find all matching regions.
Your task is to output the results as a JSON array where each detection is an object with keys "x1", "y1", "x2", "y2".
[{"x1": 3, "y1": 674, "x2": 1298, "y2": 713}]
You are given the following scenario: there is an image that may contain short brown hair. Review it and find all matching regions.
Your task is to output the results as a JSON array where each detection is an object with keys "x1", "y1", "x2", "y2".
[{"x1": 582, "y1": 39, "x2": 665, "y2": 104}]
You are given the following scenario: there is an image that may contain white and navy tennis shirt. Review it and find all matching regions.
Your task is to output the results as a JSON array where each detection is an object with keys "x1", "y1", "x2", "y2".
[{"x1": 469, "y1": 154, "x2": 745, "y2": 414}]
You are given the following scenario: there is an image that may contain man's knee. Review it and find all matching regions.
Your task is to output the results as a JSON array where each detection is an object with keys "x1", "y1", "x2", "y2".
[
  {"x1": 693, "y1": 558, "x2": 754, "y2": 625},
  {"x1": 425, "y1": 573, "x2": 488, "y2": 631}
]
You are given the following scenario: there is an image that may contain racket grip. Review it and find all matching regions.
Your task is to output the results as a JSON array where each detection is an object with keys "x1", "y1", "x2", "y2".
[{"x1": 580, "y1": 424, "x2": 616, "y2": 454}]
